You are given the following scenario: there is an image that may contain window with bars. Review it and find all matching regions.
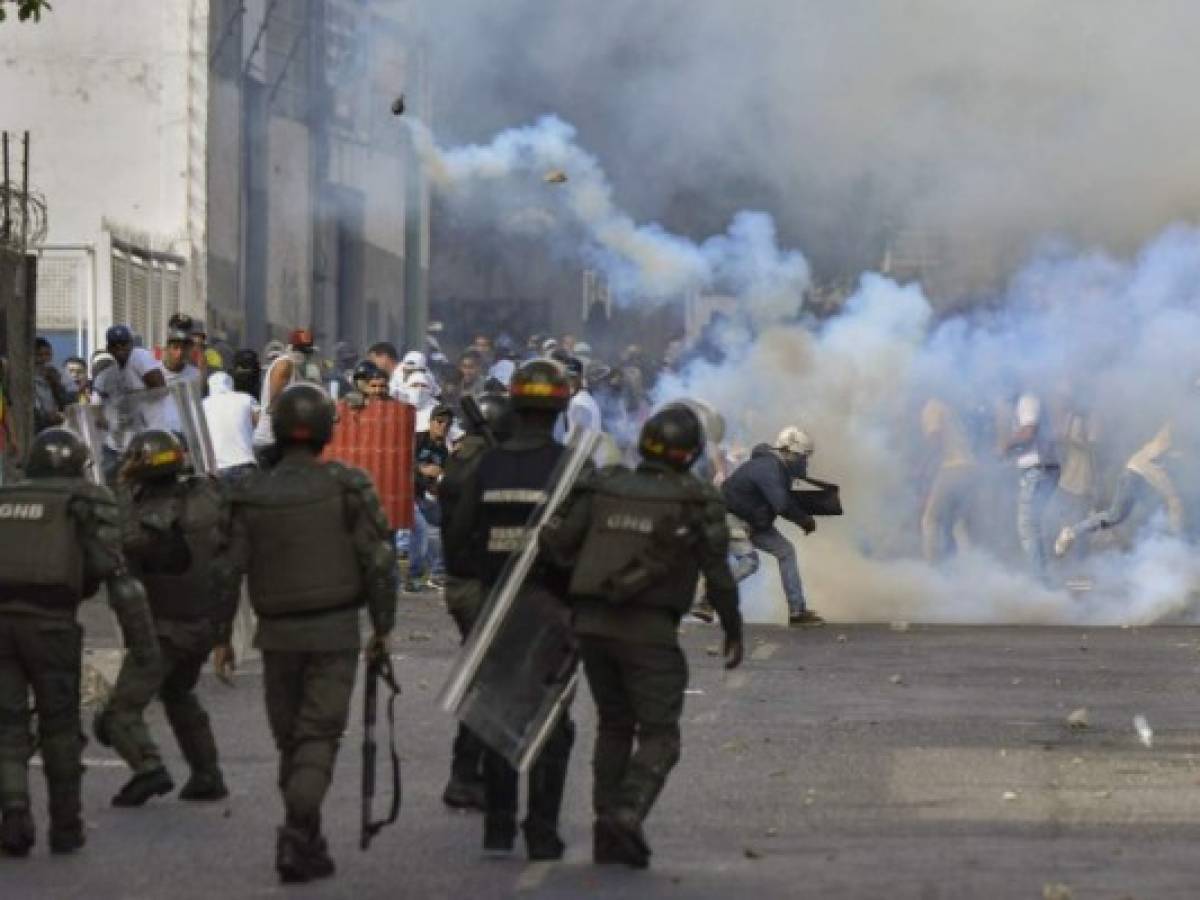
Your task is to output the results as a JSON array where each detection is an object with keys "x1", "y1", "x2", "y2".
[{"x1": 110, "y1": 245, "x2": 185, "y2": 347}]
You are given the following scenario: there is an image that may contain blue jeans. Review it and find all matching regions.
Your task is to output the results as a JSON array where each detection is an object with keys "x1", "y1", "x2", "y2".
[
  {"x1": 396, "y1": 504, "x2": 430, "y2": 581},
  {"x1": 750, "y1": 525, "x2": 806, "y2": 614},
  {"x1": 1017, "y1": 467, "x2": 1058, "y2": 582},
  {"x1": 1074, "y1": 470, "x2": 1153, "y2": 537}
]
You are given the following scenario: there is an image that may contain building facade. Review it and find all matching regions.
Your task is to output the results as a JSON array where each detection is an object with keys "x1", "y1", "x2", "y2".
[{"x1": 0, "y1": 0, "x2": 428, "y2": 360}]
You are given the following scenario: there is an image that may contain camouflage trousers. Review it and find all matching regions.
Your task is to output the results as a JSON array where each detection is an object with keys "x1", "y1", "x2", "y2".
[
  {"x1": 578, "y1": 635, "x2": 687, "y2": 823},
  {"x1": 0, "y1": 614, "x2": 82, "y2": 829},
  {"x1": 262, "y1": 649, "x2": 358, "y2": 831},
  {"x1": 98, "y1": 619, "x2": 220, "y2": 777}
]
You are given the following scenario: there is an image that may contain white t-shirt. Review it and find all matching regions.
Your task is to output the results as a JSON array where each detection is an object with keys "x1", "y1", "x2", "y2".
[
  {"x1": 253, "y1": 355, "x2": 295, "y2": 447},
  {"x1": 92, "y1": 347, "x2": 166, "y2": 449},
  {"x1": 203, "y1": 387, "x2": 258, "y2": 471},
  {"x1": 556, "y1": 390, "x2": 602, "y2": 443},
  {"x1": 1014, "y1": 393, "x2": 1042, "y2": 469}
]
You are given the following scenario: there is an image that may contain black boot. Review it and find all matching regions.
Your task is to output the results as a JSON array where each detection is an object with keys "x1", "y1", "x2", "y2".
[
  {"x1": 48, "y1": 821, "x2": 85, "y2": 855},
  {"x1": 111, "y1": 766, "x2": 174, "y2": 807},
  {"x1": 179, "y1": 769, "x2": 229, "y2": 801},
  {"x1": 275, "y1": 825, "x2": 335, "y2": 883},
  {"x1": 594, "y1": 812, "x2": 650, "y2": 869},
  {"x1": 0, "y1": 807, "x2": 35, "y2": 857},
  {"x1": 483, "y1": 815, "x2": 516, "y2": 855},
  {"x1": 442, "y1": 774, "x2": 486, "y2": 810},
  {"x1": 522, "y1": 820, "x2": 565, "y2": 861}
]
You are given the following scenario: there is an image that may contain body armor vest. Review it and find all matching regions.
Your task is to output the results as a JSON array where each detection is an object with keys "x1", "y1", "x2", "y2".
[
  {"x1": 569, "y1": 471, "x2": 700, "y2": 615},
  {"x1": 135, "y1": 479, "x2": 223, "y2": 621},
  {"x1": 240, "y1": 465, "x2": 363, "y2": 617},
  {"x1": 0, "y1": 483, "x2": 85, "y2": 609},
  {"x1": 475, "y1": 441, "x2": 565, "y2": 586}
]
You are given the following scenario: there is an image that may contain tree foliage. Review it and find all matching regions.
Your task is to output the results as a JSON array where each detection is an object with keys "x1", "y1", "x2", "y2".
[{"x1": 0, "y1": 0, "x2": 52, "y2": 23}]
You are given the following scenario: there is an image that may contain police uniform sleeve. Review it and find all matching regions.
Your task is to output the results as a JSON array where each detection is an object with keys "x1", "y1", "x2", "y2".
[
  {"x1": 538, "y1": 475, "x2": 595, "y2": 573},
  {"x1": 443, "y1": 462, "x2": 484, "y2": 580},
  {"x1": 697, "y1": 490, "x2": 742, "y2": 642},
  {"x1": 206, "y1": 479, "x2": 241, "y2": 644},
  {"x1": 70, "y1": 484, "x2": 125, "y2": 587},
  {"x1": 333, "y1": 464, "x2": 398, "y2": 637}
]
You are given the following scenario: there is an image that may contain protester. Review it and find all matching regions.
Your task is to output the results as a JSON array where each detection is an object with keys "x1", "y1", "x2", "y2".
[{"x1": 202, "y1": 372, "x2": 259, "y2": 483}]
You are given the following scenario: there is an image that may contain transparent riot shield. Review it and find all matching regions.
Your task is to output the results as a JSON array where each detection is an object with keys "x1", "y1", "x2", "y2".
[
  {"x1": 67, "y1": 379, "x2": 216, "y2": 482},
  {"x1": 439, "y1": 428, "x2": 601, "y2": 772}
]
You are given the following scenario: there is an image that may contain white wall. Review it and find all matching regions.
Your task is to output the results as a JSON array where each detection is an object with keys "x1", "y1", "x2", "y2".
[{"x1": 0, "y1": 0, "x2": 199, "y2": 322}]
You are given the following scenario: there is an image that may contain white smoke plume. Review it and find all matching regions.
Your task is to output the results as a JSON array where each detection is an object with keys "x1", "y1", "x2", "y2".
[
  {"x1": 413, "y1": 116, "x2": 808, "y2": 322},
  {"x1": 421, "y1": 105, "x2": 1200, "y2": 625},
  {"x1": 409, "y1": 1, "x2": 1200, "y2": 626},
  {"x1": 418, "y1": 0, "x2": 1200, "y2": 289},
  {"x1": 663, "y1": 228, "x2": 1200, "y2": 625}
]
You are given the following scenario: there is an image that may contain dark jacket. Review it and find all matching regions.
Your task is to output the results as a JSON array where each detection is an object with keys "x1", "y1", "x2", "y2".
[{"x1": 720, "y1": 443, "x2": 795, "y2": 531}]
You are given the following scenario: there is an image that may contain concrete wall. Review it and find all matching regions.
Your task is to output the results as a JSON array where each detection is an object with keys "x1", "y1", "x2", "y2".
[{"x1": 0, "y1": 2, "x2": 195, "y2": 253}]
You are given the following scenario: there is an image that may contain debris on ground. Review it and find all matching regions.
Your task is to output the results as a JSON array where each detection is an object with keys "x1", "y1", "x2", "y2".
[
  {"x1": 889, "y1": 674, "x2": 904, "y2": 685},
  {"x1": 1066, "y1": 708, "x2": 1089, "y2": 729},
  {"x1": 408, "y1": 630, "x2": 432, "y2": 642},
  {"x1": 706, "y1": 645, "x2": 721, "y2": 656},
  {"x1": 836, "y1": 634, "x2": 848, "y2": 643},
  {"x1": 1002, "y1": 791, "x2": 1018, "y2": 801},
  {"x1": 765, "y1": 827, "x2": 778, "y2": 837},
  {"x1": 1043, "y1": 883, "x2": 1073, "y2": 900},
  {"x1": 1133, "y1": 715, "x2": 1154, "y2": 747},
  {"x1": 744, "y1": 847, "x2": 762, "y2": 860}
]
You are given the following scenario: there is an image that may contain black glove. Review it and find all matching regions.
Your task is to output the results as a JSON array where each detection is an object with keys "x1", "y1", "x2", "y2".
[
  {"x1": 723, "y1": 635, "x2": 743, "y2": 670},
  {"x1": 800, "y1": 516, "x2": 816, "y2": 535},
  {"x1": 106, "y1": 574, "x2": 161, "y2": 668}
]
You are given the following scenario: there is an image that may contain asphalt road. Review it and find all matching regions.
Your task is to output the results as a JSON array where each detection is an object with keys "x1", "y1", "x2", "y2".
[{"x1": 5, "y1": 597, "x2": 1200, "y2": 899}]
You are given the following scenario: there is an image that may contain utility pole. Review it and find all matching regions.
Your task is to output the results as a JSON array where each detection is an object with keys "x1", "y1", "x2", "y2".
[{"x1": 1, "y1": 131, "x2": 37, "y2": 475}]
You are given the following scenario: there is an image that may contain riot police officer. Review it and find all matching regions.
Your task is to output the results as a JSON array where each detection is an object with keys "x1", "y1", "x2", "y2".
[
  {"x1": 444, "y1": 360, "x2": 577, "y2": 859},
  {"x1": 94, "y1": 430, "x2": 236, "y2": 807},
  {"x1": 0, "y1": 429, "x2": 159, "y2": 856},
  {"x1": 539, "y1": 403, "x2": 743, "y2": 868},
  {"x1": 439, "y1": 392, "x2": 513, "y2": 810},
  {"x1": 222, "y1": 384, "x2": 397, "y2": 884}
]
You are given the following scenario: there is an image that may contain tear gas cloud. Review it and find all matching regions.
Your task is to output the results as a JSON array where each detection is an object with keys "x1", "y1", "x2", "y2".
[
  {"x1": 418, "y1": 0, "x2": 1200, "y2": 284},
  {"x1": 409, "y1": 2, "x2": 1200, "y2": 624}
]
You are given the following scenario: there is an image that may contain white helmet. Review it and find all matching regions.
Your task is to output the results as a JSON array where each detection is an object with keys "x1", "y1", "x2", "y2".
[{"x1": 775, "y1": 426, "x2": 814, "y2": 457}]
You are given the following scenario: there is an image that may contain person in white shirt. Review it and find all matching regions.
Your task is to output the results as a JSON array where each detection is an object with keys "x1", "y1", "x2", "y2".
[
  {"x1": 1002, "y1": 391, "x2": 1059, "y2": 583},
  {"x1": 202, "y1": 371, "x2": 259, "y2": 482},
  {"x1": 91, "y1": 324, "x2": 166, "y2": 481},
  {"x1": 556, "y1": 357, "x2": 601, "y2": 444},
  {"x1": 252, "y1": 328, "x2": 320, "y2": 459},
  {"x1": 404, "y1": 370, "x2": 438, "y2": 431}
]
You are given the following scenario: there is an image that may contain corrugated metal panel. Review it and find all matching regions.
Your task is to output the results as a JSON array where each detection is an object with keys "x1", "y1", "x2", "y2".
[
  {"x1": 36, "y1": 254, "x2": 82, "y2": 330},
  {"x1": 321, "y1": 399, "x2": 415, "y2": 530}
]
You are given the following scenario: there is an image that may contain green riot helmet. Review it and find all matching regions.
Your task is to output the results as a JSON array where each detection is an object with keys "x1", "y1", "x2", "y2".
[
  {"x1": 25, "y1": 428, "x2": 91, "y2": 479},
  {"x1": 271, "y1": 383, "x2": 335, "y2": 451},
  {"x1": 121, "y1": 430, "x2": 185, "y2": 482},
  {"x1": 638, "y1": 404, "x2": 704, "y2": 471}
]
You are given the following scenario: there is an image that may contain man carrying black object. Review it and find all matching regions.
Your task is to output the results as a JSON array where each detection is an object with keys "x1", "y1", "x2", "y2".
[
  {"x1": 443, "y1": 360, "x2": 576, "y2": 860},
  {"x1": 721, "y1": 425, "x2": 824, "y2": 626},
  {"x1": 539, "y1": 403, "x2": 742, "y2": 868}
]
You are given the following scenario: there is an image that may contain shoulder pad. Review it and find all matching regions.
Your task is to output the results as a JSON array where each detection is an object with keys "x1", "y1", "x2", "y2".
[{"x1": 324, "y1": 461, "x2": 376, "y2": 491}]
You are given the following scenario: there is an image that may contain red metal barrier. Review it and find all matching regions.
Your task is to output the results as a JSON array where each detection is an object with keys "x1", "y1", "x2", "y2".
[{"x1": 321, "y1": 399, "x2": 414, "y2": 530}]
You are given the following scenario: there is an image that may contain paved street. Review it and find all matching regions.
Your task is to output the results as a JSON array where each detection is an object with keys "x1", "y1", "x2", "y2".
[{"x1": 6, "y1": 598, "x2": 1200, "y2": 899}]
